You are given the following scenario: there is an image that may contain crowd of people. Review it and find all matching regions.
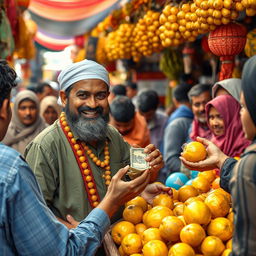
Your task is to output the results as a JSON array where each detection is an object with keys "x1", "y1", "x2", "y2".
[{"x1": 0, "y1": 55, "x2": 255, "y2": 255}]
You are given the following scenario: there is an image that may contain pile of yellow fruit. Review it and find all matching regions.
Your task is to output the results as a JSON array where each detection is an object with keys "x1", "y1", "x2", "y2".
[
  {"x1": 131, "y1": 10, "x2": 163, "y2": 61},
  {"x1": 111, "y1": 170, "x2": 233, "y2": 256},
  {"x1": 105, "y1": 23, "x2": 135, "y2": 61}
]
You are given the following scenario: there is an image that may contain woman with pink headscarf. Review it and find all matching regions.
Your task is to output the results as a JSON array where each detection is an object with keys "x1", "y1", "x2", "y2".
[{"x1": 206, "y1": 94, "x2": 251, "y2": 157}]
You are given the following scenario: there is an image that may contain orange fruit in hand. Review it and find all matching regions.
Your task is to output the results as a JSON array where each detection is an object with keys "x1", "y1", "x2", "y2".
[
  {"x1": 123, "y1": 205, "x2": 144, "y2": 224},
  {"x1": 112, "y1": 221, "x2": 135, "y2": 245},
  {"x1": 182, "y1": 141, "x2": 207, "y2": 162},
  {"x1": 143, "y1": 240, "x2": 168, "y2": 256},
  {"x1": 121, "y1": 233, "x2": 142, "y2": 255},
  {"x1": 180, "y1": 223, "x2": 206, "y2": 247},
  {"x1": 169, "y1": 242, "x2": 195, "y2": 256},
  {"x1": 153, "y1": 194, "x2": 174, "y2": 209},
  {"x1": 126, "y1": 196, "x2": 148, "y2": 212},
  {"x1": 178, "y1": 185, "x2": 199, "y2": 202}
]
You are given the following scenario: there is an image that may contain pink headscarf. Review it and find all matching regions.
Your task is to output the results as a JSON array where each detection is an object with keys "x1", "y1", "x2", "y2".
[
  {"x1": 190, "y1": 119, "x2": 212, "y2": 141},
  {"x1": 206, "y1": 95, "x2": 251, "y2": 157}
]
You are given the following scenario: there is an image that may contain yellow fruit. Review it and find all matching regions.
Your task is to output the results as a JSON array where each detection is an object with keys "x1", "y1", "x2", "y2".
[
  {"x1": 112, "y1": 221, "x2": 135, "y2": 245},
  {"x1": 169, "y1": 242, "x2": 195, "y2": 256},
  {"x1": 211, "y1": 177, "x2": 220, "y2": 189},
  {"x1": 135, "y1": 223, "x2": 147, "y2": 237},
  {"x1": 184, "y1": 196, "x2": 204, "y2": 206},
  {"x1": 207, "y1": 217, "x2": 233, "y2": 242},
  {"x1": 182, "y1": 141, "x2": 207, "y2": 162},
  {"x1": 246, "y1": 8, "x2": 256, "y2": 16},
  {"x1": 142, "y1": 228, "x2": 163, "y2": 245},
  {"x1": 123, "y1": 205, "x2": 144, "y2": 225},
  {"x1": 205, "y1": 193, "x2": 230, "y2": 218},
  {"x1": 159, "y1": 216, "x2": 185, "y2": 242},
  {"x1": 198, "y1": 170, "x2": 216, "y2": 183},
  {"x1": 126, "y1": 196, "x2": 148, "y2": 212},
  {"x1": 178, "y1": 185, "x2": 199, "y2": 202},
  {"x1": 171, "y1": 188, "x2": 179, "y2": 200},
  {"x1": 178, "y1": 215, "x2": 187, "y2": 225},
  {"x1": 144, "y1": 206, "x2": 173, "y2": 228},
  {"x1": 121, "y1": 233, "x2": 142, "y2": 255},
  {"x1": 180, "y1": 223, "x2": 206, "y2": 247},
  {"x1": 226, "y1": 239, "x2": 232, "y2": 249},
  {"x1": 211, "y1": 188, "x2": 231, "y2": 204},
  {"x1": 192, "y1": 176, "x2": 211, "y2": 193},
  {"x1": 173, "y1": 203, "x2": 185, "y2": 216},
  {"x1": 183, "y1": 201, "x2": 211, "y2": 225},
  {"x1": 213, "y1": 0, "x2": 224, "y2": 9},
  {"x1": 130, "y1": 254, "x2": 143, "y2": 256},
  {"x1": 119, "y1": 245, "x2": 128, "y2": 256},
  {"x1": 201, "y1": 236, "x2": 225, "y2": 256},
  {"x1": 222, "y1": 249, "x2": 232, "y2": 256},
  {"x1": 153, "y1": 194, "x2": 174, "y2": 209},
  {"x1": 143, "y1": 240, "x2": 168, "y2": 256}
]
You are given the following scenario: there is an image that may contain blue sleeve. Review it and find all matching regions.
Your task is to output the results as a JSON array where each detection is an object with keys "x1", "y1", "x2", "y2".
[
  {"x1": 8, "y1": 159, "x2": 110, "y2": 256},
  {"x1": 220, "y1": 158, "x2": 237, "y2": 193}
]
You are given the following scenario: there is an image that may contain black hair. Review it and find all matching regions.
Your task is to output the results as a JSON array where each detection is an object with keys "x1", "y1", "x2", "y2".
[
  {"x1": 126, "y1": 82, "x2": 137, "y2": 90},
  {"x1": 173, "y1": 83, "x2": 191, "y2": 103},
  {"x1": 110, "y1": 96, "x2": 135, "y2": 122},
  {"x1": 138, "y1": 90, "x2": 159, "y2": 112},
  {"x1": 36, "y1": 82, "x2": 51, "y2": 94},
  {"x1": 188, "y1": 83, "x2": 212, "y2": 102},
  {"x1": 111, "y1": 84, "x2": 126, "y2": 96},
  {"x1": 0, "y1": 60, "x2": 17, "y2": 108}
]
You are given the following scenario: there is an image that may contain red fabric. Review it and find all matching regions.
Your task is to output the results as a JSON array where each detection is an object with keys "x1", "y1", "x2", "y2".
[
  {"x1": 206, "y1": 95, "x2": 251, "y2": 157},
  {"x1": 190, "y1": 119, "x2": 212, "y2": 141}
]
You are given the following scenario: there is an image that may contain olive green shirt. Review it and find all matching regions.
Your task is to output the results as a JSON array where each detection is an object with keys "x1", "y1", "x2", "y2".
[{"x1": 25, "y1": 120, "x2": 130, "y2": 221}]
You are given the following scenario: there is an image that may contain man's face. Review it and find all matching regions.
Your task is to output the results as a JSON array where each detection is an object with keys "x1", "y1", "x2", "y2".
[
  {"x1": 109, "y1": 116, "x2": 134, "y2": 136},
  {"x1": 43, "y1": 106, "x2": 58, "y2": 125},
  {"x1": 139, "y1": 109, "x2": 155, "y2": 123},
  {"x1": 62, "y1": 79, "x2": 110, "y2": 142},
  {"x1": 18, "y1": 99, "x2": 37, "y2": 126},
  {"x1": 208, "y1": 106, "x2": 225, "y2": 136},
  {"x1": 240, "y1": 92, "x2": 256, "y2": 140},
  {"x1": 38, "y1": 86, "x2": 54, "y2": 101},
  {"x1": 0, "y1": 94, "x2": 12, "y2": 141},
  {"x1": 191, "y1": 91, "x2": 211, "y2": 123}
]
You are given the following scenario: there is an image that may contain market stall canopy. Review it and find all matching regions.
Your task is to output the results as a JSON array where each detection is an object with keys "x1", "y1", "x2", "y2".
[{"x1": 29, "y1": 0, "x2": 122, "y2": 51}]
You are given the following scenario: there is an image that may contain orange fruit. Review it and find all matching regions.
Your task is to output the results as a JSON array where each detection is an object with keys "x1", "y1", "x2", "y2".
[
  {"x1": 135, "y1": 223, "x2": 147, "y2": 237},
  {"x1": 173, "y1": 203, "x2": 185, "y2": 216},
  {"x1": 222, "y1": 249, "x2": 232, "y2": 256},
  {"x1": 168, "y1": 242, "x2": 195, "y2": 256},
  {"x1": 143, "y1": 206, "x2": 173, "y2": 228},
  {"x1": 211, "y1": 177, "x2": 220, "y2": 189},
  {"x1": 183, "y1": 201, "x2": 211, "y2": 225},
  {"x1": 198, "y1": 170, "x2": 216, "y2": 183},
  {"x1": 159, "y1": 216, "x2": 185, "y2": 242},
  {"x1": 130, "y1": 254, "x2": 143, "y2": 256},
  {"x1": 182, "y1": 141, "x2": 207, "y2": 162},
  {"x1": 178, "y1": 215, "x2": 187, "y2": 225},
  {"x1": 226, "y1": 239, "x2": 232, "y2": 249},
  {"x1": 142, "y1": 228, "x2": 163, "y2": 245},
  {"x1": 123, "y1": 205, "x2": 144, "y2": 225},
  {"x1": 207, "y1": 217, "x2": 233, "y2": 242},
  {"x1": 201, "y1": 236, "x2": 225, "y2": 256},
  {"x1": 121, "y1": 233, "x2": 142, "y2": 255},
  {"x1": 210, "y1": 188, "x2": 231, "y2": 204},
  {"x1": 180, "y1": 223, "x2": 206, "y2": 247},
  {"x1": 184, "y1": 196, "x2": 203, "y2": 206},
  {"x1": 178, "y1": 185, "x2": 199, "y2": 202},
  {"x1": 192, "y1": 176, "x2": 211, "y2": 193},
  {"x1": 126, "y1": 196, "x2": 148, "y2": 212},
  {"x1": 153, "y1": 194, "x2": 174, "y2": 209},
  {"x1": 112, "y1": 221, "x2": 135, "y2": 245},
  {"x1": 143, "y1": 240, "x2": 168, "y2": 256},
  {"x1": 204, "y1": 193, "x2": 230, "y2": 218},
  {"x1": 171, "y1": 188, "x2": 179, "y2": 200},
  {"x1": 119, "y1": 245, "x2": 128, "y2": 256}
]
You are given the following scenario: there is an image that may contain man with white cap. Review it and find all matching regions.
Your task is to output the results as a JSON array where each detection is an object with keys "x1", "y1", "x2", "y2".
[{"x1": 24, "y1": 59, "x2": 165, "y2": 253}]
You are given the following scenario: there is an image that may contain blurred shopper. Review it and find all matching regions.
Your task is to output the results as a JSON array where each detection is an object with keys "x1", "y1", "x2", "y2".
[
  {"x1": 206, "y1": 94, "x2": 250, "y2": 157},
  {"x1": 40, "y1": 96, "x2": 61, "y2": 125},
  {"x1": 110, "y1": 96, "x2": 150, "y2": 147},
  {"x1": 160, "y1": 83, "x2": 193, "y2": 180},
  {"x1": 0, "y1": 60, "x2": 159, "y2": 256},
  {"x1": 188, "y1": 83, "x2": 212, "y2": 141},
  {"x1": 212, "y1": 78, "x2": 241, "y2": 102},
  {"x1": 137, "y1": 90, "x2": 167, "y2": 150},
  {"x1": 126, "y1": 82, "x2": 138, "y2": 107},
  {"x1": 181, "y1": 55, "x2": 256, "y2": 256},
  {"x1": 2, "y1": 90, "x2": 46, "y2": 155},
  {"x1": 108, "y1": 84, "x2": 126, "y2": 103},
  {"x1": 36, "y1": 81, "x2": 55, "y2": 101}
]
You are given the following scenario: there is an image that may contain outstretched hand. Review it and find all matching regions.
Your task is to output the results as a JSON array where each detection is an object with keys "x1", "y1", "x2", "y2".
[
  {"x1": 180, "y1": 137, "x2": 228, "y2": 171},
  {"x1": 141, "y1": 183, "x2": 172, "y2": 205}
]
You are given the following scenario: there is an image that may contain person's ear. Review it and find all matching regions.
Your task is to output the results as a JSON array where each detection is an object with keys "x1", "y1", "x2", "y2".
[
  {"x1": 60, "y1": 90, "x2": 67, "y2": 107},
  {"x1": 0, "y1": 98, "x2": 10, "y2": 120}
]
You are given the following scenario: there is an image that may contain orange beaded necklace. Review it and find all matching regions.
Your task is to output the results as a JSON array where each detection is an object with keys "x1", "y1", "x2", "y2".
[{"x1": 59, "y1": 112, "x2": 111, "y2": 208}]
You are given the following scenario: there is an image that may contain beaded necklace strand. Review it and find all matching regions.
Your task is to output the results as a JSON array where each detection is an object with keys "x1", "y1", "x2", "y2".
[{"x1": 59, "y1": 112, "x2": 111, "y2": 208}]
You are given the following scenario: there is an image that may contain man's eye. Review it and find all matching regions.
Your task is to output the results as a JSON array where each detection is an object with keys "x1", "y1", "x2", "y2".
[{"x1": 96, "y1": 93, "x2": 107, "y2": 100}]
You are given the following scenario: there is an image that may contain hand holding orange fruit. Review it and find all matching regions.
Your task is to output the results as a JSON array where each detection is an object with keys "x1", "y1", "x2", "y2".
[{"x1": 181, "y1": 141, "x2": 207, "y2": 162}]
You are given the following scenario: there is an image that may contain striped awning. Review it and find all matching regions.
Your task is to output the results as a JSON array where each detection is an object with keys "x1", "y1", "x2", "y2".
[{"x1": 29, "y1": 0, "x2": 122, "y2": 51}]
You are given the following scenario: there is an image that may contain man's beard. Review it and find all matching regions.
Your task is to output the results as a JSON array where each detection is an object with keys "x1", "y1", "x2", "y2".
[{"x1": 64, "y1": 102, "x2": 109, "y2": 142}]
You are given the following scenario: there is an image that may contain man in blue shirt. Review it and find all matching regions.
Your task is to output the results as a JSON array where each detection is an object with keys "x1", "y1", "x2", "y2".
[{"x1": 0, "y1": 60, "x2": 170, "y2": 255}]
